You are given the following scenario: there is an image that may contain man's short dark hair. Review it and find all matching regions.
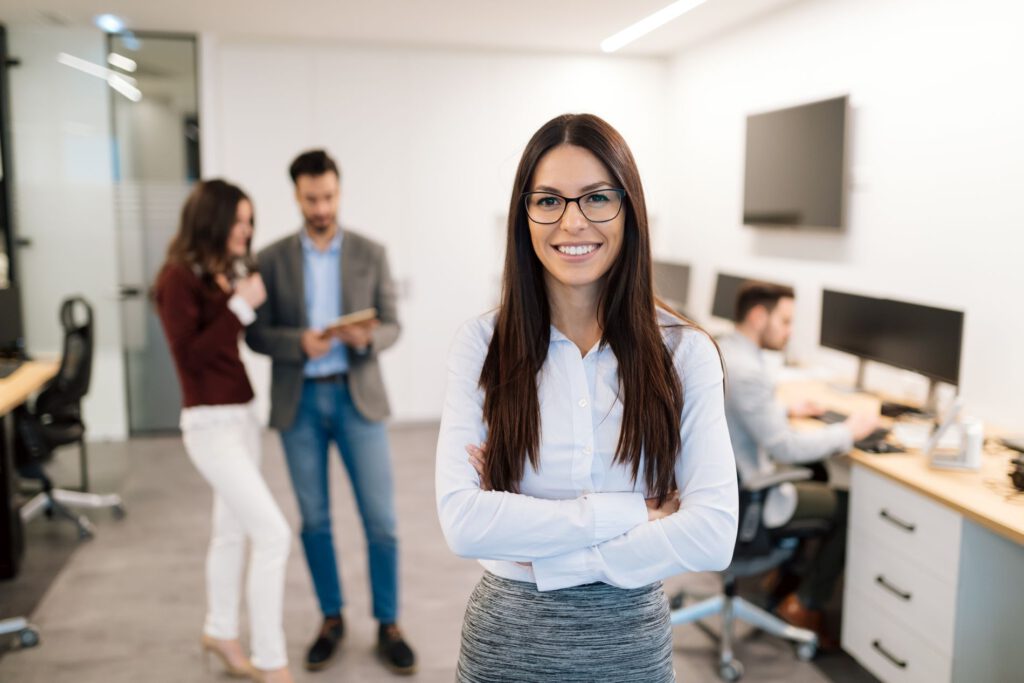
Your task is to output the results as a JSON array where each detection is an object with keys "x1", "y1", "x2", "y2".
[
  {"x1": 289, "y1": 149, "x2": 340, "y2": 184},
  {"x1": 735, "y1": 281, "x2": 795, "y2": 323}
]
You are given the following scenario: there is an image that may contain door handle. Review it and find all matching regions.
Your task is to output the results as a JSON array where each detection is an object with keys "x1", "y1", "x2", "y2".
[{"x1": 118, "y1": 285, "x2": 144, "y2": 300}]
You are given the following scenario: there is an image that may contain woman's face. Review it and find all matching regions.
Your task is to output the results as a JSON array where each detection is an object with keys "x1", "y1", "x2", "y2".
[
  {"x1": 226, "y1": 198, "x2": 253, "y2": 258},
  {"x1": 526, "y1": 144, "x2": 625, "y2": 297}
]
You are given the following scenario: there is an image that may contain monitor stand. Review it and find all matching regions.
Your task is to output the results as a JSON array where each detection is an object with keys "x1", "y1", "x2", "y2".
[{"x1": 828, "y1": 357, "x2": 870, "y2": 395}]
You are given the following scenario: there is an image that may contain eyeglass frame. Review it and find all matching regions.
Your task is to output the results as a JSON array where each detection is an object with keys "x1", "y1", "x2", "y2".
[{"x1": 520, "y1": 188, "x2": 628, "y2": 225}]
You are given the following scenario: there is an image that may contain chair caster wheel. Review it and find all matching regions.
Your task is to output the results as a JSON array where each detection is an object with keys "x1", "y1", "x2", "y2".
[
  {"x1": 719, "y1": 659, "x2": 744, "y2": 681},
  {"x1": 796, "y1": 641, "x2": 817, "y2": 661},
  {"x1": 669, "y1": 591, "x2": 685, "y2": 610},
  {"x1": 19, "y1": 627, "x2": 40, "y2": 649},
  {"x1": 112, "y1": 504, "x2": 127, "y2": 520}
]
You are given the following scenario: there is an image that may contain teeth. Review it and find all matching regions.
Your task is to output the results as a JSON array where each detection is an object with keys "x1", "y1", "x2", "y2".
[{"x1": 557, "y1": 244, "x2": 597, "y2": 256}]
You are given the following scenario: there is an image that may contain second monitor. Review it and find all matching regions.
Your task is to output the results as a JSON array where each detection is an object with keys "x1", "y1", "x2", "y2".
[{"x1": 820, "y1": 288, "x2": 964, "y2": 410}]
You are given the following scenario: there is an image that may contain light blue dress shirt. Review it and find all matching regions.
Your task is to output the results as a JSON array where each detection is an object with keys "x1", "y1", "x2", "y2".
[{"x1": 301, "y1": 229, "x2": 349, "y2": 378}]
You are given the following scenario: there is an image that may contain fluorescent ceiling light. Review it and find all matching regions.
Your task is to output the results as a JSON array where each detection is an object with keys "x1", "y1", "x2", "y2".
[
  {"x1": 57, "y1": 53, "x2": 141, "y2": 101},
  {"x1": 107, "y1": 52, "x2": 137, "y2": 72},
  {"x1": 107, "y1": 74, "x2": 142, "y2": 102},
  {"x1": 601, "y1": 0, "x2": 708, "y2": 53},
  {"x1": 94, "y1": 13, "x2": 125, "y2": 33}
]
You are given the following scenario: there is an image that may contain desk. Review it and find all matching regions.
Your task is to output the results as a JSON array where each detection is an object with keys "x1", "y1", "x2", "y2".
[
  {"x1": 782, "y1": 381, "x2": 1023, "y2": 683},
  {"x1": 0, "y1": 361, "x2": 59, "y2": 579}
]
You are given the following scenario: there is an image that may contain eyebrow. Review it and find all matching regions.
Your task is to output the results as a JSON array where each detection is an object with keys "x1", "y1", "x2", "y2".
[{"x1": 532, "y1": 181, "x2": 615, "y2": 194}]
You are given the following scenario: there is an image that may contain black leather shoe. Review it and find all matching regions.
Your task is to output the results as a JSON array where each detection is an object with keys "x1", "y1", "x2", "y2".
[
  {"x1": 305, "y1": 615, "x2": 344, "y2": 671},
  {"x1": 377, "y1": 623, "x2": 416, "y2": 675}
]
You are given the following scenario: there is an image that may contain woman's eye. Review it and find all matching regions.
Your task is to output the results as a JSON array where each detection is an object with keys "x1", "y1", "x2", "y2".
[
  {"x1": 535, "y1": 195, "x2": 562, "y2": 208},
  {"x1": 585, "y1": 192, "x2": 610, "y2": 203}
]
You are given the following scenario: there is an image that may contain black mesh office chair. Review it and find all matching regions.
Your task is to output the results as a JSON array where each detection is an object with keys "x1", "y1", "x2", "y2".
[
  {"x1": 669, "y1": 468, "x2": 829, "y2": 681},
  {"x1": 13, "y1": 297, "x2": 124, "y2": 539}
]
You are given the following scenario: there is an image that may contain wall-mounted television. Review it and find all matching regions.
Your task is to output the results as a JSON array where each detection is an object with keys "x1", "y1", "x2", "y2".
[{"x1": 743, "y1": 95, "x2": 847, "y2": 230}]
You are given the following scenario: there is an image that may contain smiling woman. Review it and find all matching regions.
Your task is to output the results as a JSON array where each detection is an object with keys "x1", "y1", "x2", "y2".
[{"x1": 435, "y1": 113, "x2": 739, "y2": 682}]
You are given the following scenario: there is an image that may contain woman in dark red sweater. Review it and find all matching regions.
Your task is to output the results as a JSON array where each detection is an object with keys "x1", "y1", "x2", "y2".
[{"x1": 154, "y1": 180, "x2": 293, "y2": 683}]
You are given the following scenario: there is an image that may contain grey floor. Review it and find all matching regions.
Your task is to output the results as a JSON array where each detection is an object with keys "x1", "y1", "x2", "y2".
[{"x1": 0, "y1": 424, "x2": 876, "y2": 682}]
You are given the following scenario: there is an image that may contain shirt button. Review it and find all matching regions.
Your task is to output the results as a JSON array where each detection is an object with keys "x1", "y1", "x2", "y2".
[
  {"x1": 578, "y1": 398, "x2": 588, "y2": 408},
  {"x1": 583, "y1": 446, "x2": 593, "y2": 455},
  {"x1": 582, "y1": 489, "x2": 593, "y2": 496}
]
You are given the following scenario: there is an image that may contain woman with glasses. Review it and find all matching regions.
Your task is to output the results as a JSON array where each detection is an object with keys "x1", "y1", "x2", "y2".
[
  {"x1": 435, "y1": 114, "x2": 739, "y2": 681},
  {"x1": 154, "y1": 179, "x2": 294, "y2": 683}
]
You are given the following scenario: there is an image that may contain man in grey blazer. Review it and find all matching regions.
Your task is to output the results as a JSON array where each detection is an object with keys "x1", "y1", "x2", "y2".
[{"x1": 247, "y1": 150, "x2": 415, "y2": 675}]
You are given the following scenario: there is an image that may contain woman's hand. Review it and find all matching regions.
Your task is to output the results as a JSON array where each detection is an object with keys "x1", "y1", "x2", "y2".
[
  {"x1": 465, "y1": 443, "x2": 490, "y2": 490},
  {"x1": 235, "y1": 273, "x2": 267, "y2": 309},
  {"x1": 645, "y1": 491, "x2": 681, "y2": 521}
]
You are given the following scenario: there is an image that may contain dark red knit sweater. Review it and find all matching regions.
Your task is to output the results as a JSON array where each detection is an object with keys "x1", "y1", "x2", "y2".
[{"x1": 154, "y1": 262, "x2": 254, "y2": 408}]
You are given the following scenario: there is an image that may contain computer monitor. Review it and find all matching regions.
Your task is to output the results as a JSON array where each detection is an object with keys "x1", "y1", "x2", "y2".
[
  {"x1": 711, "y1": 272, "x2": 791, "y2": 321},
  {"x1": 820, "y1": 289, "x2": 964, "y2": 397},
  {"x1": 652, "y1": 261, "x2": 690, "y2": 312},
  {"x1": 0, "y1": 285, "x2": 24, "y2": 356}
]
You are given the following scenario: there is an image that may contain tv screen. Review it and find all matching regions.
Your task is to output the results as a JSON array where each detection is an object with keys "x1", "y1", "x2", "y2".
[
  {"x1": 652, "y1": 260, "x2": 690, "y2": 312},
  {"x1": 743, "y1": 95, "x2": 847, "y2": 230}
]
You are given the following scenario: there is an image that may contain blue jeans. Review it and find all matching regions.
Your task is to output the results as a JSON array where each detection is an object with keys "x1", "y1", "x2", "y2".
[{"x1": 280, "y1": 379, "x2": 399, "y2": 623}]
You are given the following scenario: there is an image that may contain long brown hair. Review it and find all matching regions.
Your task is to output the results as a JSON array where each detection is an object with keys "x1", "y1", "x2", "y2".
[
  {"x1": 480, "y1": 113, "x2": 690, "y2": 504},
  {"x1": 163, "y1": 179, "x2": 252, "y2": 280}
]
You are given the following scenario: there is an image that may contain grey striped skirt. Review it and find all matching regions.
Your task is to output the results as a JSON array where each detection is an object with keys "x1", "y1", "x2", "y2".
[{"x1": 456, "y1": 572, "x2": 675, "y2": 682}]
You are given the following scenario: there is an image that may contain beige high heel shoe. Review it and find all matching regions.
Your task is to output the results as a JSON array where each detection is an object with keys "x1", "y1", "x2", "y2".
[{"x1": 200, "y1": 634, "x2": 258, "y2": 679}]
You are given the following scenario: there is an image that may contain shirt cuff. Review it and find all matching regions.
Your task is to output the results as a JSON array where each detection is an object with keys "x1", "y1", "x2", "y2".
[
  {"x1": 227, "y1": 294, "x2": 256, "y2": 326},
  {"x1": 832, "y1": 424, "x2": 855, "y2": 454},
  {"x1": 533, "y1": 547, "x2": 598, "y2": 592},
  {"x1": 586, "y1": 491, "x2": 647, "y2": 543}
]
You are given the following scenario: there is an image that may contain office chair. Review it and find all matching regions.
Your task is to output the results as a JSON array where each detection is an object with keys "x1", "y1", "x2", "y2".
[
  {"x1": 669, "y1": 468, "x2": 828, "y2": 681},
  {"x1": 13, "y1": 297, "x2": 124, "y2": 539}
]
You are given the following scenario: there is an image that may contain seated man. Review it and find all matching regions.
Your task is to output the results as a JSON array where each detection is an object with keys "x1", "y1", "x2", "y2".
[{"x1": 717, "y1": 282, "x2": 878, "y2": 647}]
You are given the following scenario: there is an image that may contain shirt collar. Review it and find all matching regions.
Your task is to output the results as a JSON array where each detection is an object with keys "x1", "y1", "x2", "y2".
[
  {"x1": 549, "y1": 325, "x2": 603, "y2": 356},
  {"x1": 299, "y1": 227, "x2": 342, "y2": 255}
]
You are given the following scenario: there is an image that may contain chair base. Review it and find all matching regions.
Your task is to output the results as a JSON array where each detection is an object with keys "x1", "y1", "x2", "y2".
[
  {"x1": 670, "y1": 592, "x2": 818, "y2": 681},
  {"x1": 20, "y1": 488, "x2": 125, "y2": 540}
]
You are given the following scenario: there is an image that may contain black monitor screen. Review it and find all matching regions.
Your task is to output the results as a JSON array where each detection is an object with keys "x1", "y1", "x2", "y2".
[
  {"x1": 652, "y1": 261, "x2": 690, "y2": 311},
  {"x1": 711, "y1": 272, "x2": 790, "y2": 321},
  {"x1": 820, "y1": 289, "x2": 963, "y2": 386},
  {"x1": 0, "y1": 285, "x2": 23, "y2": 354}
]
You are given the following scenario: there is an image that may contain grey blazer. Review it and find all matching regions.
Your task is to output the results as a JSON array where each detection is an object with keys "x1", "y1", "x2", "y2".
[{"x1": 246, "y1": 229, "x2": 400, "y2": 431}]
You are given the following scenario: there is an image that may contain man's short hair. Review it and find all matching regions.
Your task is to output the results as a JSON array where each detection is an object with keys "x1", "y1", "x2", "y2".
[
  {"x1": 289, "y1": 149, "x2": 340, "y2": 184},
  {"x1": 735, "y1": 281, "x2": 795, "y2": 322}
]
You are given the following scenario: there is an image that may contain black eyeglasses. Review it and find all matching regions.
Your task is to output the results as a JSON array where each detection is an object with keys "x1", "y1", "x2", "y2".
[{"x1": 522, "y1": 188, "x2": 627, "y2": 224}]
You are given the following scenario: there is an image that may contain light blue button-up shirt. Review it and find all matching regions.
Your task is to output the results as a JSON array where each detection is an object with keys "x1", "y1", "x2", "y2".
[{"x1": 301, "y1": 228, "x2": 349, "y2": 378}]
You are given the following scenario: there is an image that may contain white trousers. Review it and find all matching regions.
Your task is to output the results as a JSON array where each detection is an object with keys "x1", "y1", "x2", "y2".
[{"x1": 181, "y1": 403, "x2": 291, "y2": 670}]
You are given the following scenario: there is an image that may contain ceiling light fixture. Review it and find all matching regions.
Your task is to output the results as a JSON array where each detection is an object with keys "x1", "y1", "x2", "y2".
[
  {"x1": 94, "y1": 13, "x2": 125, "y2": 34},
  {"x1": 107, "y1": 52, "x2": 137, "y2": 72},
  {"x1": 601, "y1": 0, "x2": 708, "y2": 53},
  {"x1": 57, "y1": 53, "x2": 141, "y2": 101}
]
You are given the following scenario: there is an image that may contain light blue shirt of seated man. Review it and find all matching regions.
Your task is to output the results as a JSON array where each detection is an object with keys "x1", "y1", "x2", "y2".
[{"x1": 301, "y1": 228, "x2": 349, "y2": 378}]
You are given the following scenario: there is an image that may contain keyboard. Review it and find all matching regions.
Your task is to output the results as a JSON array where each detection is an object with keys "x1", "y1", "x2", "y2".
[
  {"x1": 814, "y1": 410, "x2": 848, "y2": 424},
  {"x1": 855, "y1": 428, "x2": 905, "y2": 454},
  {"x1": 0, "y1": 358, "x2": 24, "y2": 379},
  {"x1": 880, "y1": 401, "x2": 925, "y2": 418}
]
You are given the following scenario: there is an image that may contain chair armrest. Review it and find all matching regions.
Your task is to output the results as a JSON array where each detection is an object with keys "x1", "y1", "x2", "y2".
[{"x1": 742, "y1": 468, "x2": 813, "y2": 492}]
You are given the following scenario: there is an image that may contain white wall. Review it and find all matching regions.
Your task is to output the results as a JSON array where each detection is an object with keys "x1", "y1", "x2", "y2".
[
  {"x1": 201, "y1": 37, "x2": 671, "y2": 422},
  {"x1": 8, "y1": 26, "x2": 128, "y2": 440},
  {"x1": 664, "y1": 0, "x2": 1024, "y2": 426}
]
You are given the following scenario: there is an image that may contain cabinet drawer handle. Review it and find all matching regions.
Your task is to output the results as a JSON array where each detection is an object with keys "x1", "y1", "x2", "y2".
[
  {"x1": 872, "y1": 639, "x2": 908, "y2": 669},
  {"x1": 875, "y1": 575, "x2": 912, "y2": 601},
  {"x1": 879, "y1": 508, "x2": 916, "y2": 532}
]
